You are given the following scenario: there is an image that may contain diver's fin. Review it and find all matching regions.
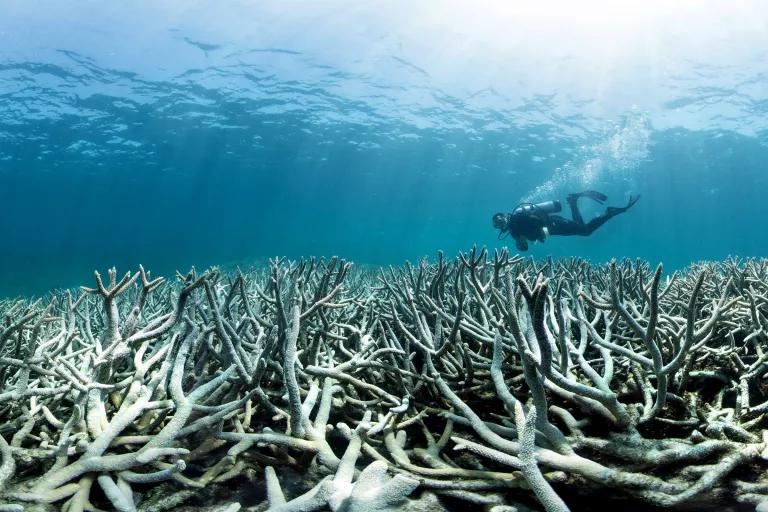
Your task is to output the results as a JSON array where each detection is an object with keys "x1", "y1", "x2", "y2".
[
  {"x1": 606, "y1": 195, "x2": 640, "y2": 216},
  {"x1": 567, "y1": 190, "x2": 607, "y2": 204},
  {"x1": 580, "y1": 190, "x2": 608, "y2": 203}
]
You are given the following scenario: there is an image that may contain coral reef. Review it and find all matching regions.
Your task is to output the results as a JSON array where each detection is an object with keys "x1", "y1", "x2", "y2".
[{"x1": 3, "y1": 249, "x2": 768, "y2": 511}]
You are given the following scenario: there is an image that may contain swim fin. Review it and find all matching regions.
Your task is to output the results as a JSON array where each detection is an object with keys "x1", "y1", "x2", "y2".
[
  {"x1": 606, "y1": 195, "x2": 640, "y2": 216},
  {"x1": 568, "y1": 190, "x2": 608, "y2": 204}
]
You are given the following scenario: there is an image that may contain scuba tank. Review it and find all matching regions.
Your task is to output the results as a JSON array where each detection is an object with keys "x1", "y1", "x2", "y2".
[{"x1": 513, "y1": 200, "x2": 562, "y2": 216}]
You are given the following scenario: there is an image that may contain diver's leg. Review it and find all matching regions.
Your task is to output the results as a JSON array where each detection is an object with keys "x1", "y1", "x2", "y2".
[
  {"x1": 565, "y1": 195, "x2": 586, "y2": 225},
  {"x1": 547, "y1": 216, "x2": 589, "y2": 236},
  {"x1": 581, "y1": 213, "x2": 614, "y2": 235},
  {"x1": 582, "y1": 195, "x2": 640, "y2": 235}
]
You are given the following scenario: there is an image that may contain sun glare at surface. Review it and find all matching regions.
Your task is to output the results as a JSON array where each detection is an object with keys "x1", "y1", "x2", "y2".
[{"x1": 0, "y1": 0, "x2": 766, "y2": 134}]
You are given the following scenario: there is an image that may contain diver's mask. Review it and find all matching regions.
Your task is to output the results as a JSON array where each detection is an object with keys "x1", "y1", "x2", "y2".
[
  {"x1": 492, "y1": 213, "x2": 509, "y2": 230},
  {"x1": 492, "y1": 213, "x2": 510, "y2": 239}
]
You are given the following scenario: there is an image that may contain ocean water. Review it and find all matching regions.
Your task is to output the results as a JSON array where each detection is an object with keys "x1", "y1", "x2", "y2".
[{"x1": 1, "y1": 1, "x2": 767, "y2": 297}]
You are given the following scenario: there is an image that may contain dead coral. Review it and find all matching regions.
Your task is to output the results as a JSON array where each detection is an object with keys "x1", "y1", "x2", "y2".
[{"x1": 2, "y1": 252, "x2": 768, "y2": 511}]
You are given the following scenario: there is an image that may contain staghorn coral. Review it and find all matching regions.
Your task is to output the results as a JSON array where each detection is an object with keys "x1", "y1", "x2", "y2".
[
  {"x1": 263, "y1": 411, "x2": 419, "y2": 511},
  {"x1": 2, "y1": 251, "x2": 768, "y2": 511}
]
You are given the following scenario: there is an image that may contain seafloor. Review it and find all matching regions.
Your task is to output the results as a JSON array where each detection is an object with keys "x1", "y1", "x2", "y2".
[{"x1": 2, "y1": 248, "x2": 768, "y2": 512}]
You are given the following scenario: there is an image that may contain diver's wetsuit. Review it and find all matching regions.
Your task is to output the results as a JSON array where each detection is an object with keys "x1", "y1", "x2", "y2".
[
  {"x1": 506, "y1": 193, "x2": 638, "y2": 245},
  {"x1": 548, "y1": 199, "x2": 627, "y2": 236}
]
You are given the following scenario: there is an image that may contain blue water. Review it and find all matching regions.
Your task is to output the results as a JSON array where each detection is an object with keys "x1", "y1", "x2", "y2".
[{"x1": 1, "y1": 2, "x2": 767, "y2": 297}]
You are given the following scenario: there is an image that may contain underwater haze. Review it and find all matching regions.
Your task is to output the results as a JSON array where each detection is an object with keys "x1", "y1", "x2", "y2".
[{"x1": 1, "y1": 1, "x2": 768, "y2": 297}]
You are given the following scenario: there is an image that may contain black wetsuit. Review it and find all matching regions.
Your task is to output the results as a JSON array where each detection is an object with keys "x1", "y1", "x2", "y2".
[{"x1": 507, "y1": 195, "x2": 636, "y2": 244}]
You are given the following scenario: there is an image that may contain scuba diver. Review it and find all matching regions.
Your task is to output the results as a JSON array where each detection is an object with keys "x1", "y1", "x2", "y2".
[{"x1": 492, "y1": 191, "x2": 640, "y2": 252}]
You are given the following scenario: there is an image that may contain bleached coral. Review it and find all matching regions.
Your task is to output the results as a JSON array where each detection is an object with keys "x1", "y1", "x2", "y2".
[{"x1": 2, "y1": 252, "x2": 768, "y2": 511}]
